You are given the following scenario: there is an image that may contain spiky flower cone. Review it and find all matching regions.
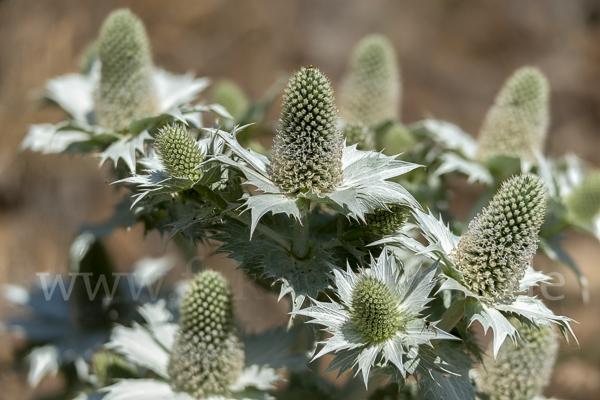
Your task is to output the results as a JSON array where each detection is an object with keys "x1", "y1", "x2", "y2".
[
  {"x1": 377, "y1": 123, "x2": 415, "y2": 155},
  {"x1": 168, "y1": 270, "x2": 244, "y2": 399},
  {"x1": 478, "y1": 320, "x2": 558, "y2": 400},
  {"x1": 450, "y1": 174, "x2": 547, "y2": 300},
  {"x1": 270, "y1": 66, "x2": 343, "y2": 194},
  {"x1": 477, "y1": 67, "x2": 549, "y2": 162},
  {"x1": 365, "y1": 204, "x2": 409, "y2": 235},
  {"x1": 566, "y1": 170, "x2": 600, "y2": 224},
  {"x1": 343, "y1": 121, "x2": 372, "y2": 150},
  {"x1": 340, "y1": 35, "x2": 400, "y2": 126},
  {"x1": 95, "y1": 9, "x2": 158, "y2": 131},
  {"x1": 155, "y1": 124, "x2": 203, "y2": 181},
  {"x1": 212, "y1": 79, "x2": 249, "y2": 119},
  {"x1": 92, "y1": 351, "x2": 138, "y2": 387}
]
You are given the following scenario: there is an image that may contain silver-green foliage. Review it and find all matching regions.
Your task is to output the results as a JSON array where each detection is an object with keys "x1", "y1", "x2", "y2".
[
  {"x1": 478, "y1": 67, "x2": 549, "y2": 161},
  {"x1": 565, "y1": 170, "x2": 600, "y2": 224},
  {"x1": 340, "y1": 34, "x2": 400, "y2": 126},
  {"x1": 270, "y1": 66, "x2": 343, "y2": 194},
  {"x1": 95, "y1": 8, "x2": 159, "y2": 131},
  {"x1": 477, "y1": 320, "x2": 558, "y2": 400},
  {"x1": 155, "y1": 124, "x2": 203, "y2": 181},
  {"x1": 168, "y1": 270, "x2": 244, "y2": 399},
  {"x1": 450, "y1": 174, "x2": 547, "y2": 300}
]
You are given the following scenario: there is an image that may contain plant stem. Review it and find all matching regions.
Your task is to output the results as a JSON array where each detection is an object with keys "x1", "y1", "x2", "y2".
[
  {"x1": 437, "y1": 293, "x2": 466, "y2": 332},
  {"x1": 231, "y1": 212, "x2": 292, "y2": 252},
  {"x1": 293, "y1": 211, "x2": 310, "y2": 259}
]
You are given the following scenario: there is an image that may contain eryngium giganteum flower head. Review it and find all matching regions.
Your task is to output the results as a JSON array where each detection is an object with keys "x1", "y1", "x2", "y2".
[
  {"x1": 212, "y1": 79, "x2": 249, "y2": 119},
  {"x1": 340, "y1": 34, "x2": 400, "y2": 126},
  {"x1": 342, "y1": 120, "x2": 372, "y2": 150},
  {"x1": 477, "y1": 67, "x2": 550, "y2": 162},
  {"x1": 477, "y1": 320, "x2": 558, "y2": 400},
  {"x1": 365, "y1": 204, "x2": 409, "y2": 235},
  {"x1": 270, "y1": 66, "x2": 343, "y2": 194},
  {"x1": 168, "y1": 270, "x2": 244, "y2": 399},
  {"x1": 155, "y1": 124, "x2": 203, "y2": 181},
  {"x1": 566, "y1": 170, "x2": 600, "y2": 224},
  {"x1": 450, "y1": 174, "x2": 547, "y2": 300},
  {"x1": 95, "y1": 9, "x2": 159, "y2": 131}
]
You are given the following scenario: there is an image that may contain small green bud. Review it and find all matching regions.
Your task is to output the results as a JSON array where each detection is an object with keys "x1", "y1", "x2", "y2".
[
  {"x1": 450, "y1": 174, "x2": 547, "y2": 300},
  {"x1": 212, "y1": 79, "x2": 249, "y2": 119},
  {"x1": 155, "y1": 124, "x2": 203, "y2": 181},
  {"x1": 377, "y1": 123, "x2": 415, "y2": 155},
  {"x1": 478, "y1": 67, "x2": 550, "y2": 162},
  {"x1": 340, "y1": 35, "x2": 400, "y2": 126},
  {"x1": 351, "y1": 276, "x2": 402, "y2": 342},
  {"x1": 92, "y1": 351, "x2": 138, "y2": 387},
  {"x1": 168, "y1": 270, "x2": 244, "y2": 399},
  {"x1": 342, "y1": 120, "x2": 372, "y2": 150},
  {"x1": 478, "y1": 320, "x2": 558, "y2": 400},
  {"x1": 565, "y1": 170, "x2": 600, "y2": 224},
  {"x1": 365, "y1": 204, "x2": 409, "y2": 235},
  {"x1": 270, "y1": 66, "x2": 343, "y2": 194},
  {"x1": 95, "y1": 9, "x2": 158, "y2": 131}
]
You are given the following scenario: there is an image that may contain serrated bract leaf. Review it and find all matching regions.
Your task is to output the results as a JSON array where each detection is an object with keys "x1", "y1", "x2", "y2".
[
  {"x1": 45, "y1": 73, "x2": 94, "y2": 123},
  {"x1": 98, "y1": 131, "x2": 152, "y2": 172},
  {"x1": 435, "y1": 153, "x2": 492, "y2": 184},
  {"x1": 412, "y1": 119, "x2": 478, "y2": 159}
]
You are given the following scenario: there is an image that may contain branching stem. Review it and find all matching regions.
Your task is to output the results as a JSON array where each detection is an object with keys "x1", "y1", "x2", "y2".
[
  {"x1": 437, "y1": 293, "x2": 466, "y2": 332},
  {"x1": 293, "y1": 208, "x2": 310, "y2": 259}
]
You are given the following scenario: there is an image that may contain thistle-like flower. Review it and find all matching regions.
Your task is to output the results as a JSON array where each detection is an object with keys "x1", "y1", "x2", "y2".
[
  {"x1": 212, "y1": 79, "x2": 249, "y2": 119},
  {"x1": 365, "y1": 204, "x2": 409, "y2": 235},
  {"x1": 95, "y1": 8, "x2": 159, "y2": 131},
  {"x1": 565, "y1": 170, "x2": 600, "y2": 224},
  {"x1": 450, "y1": 174, "x2": 547, "y2": 300},
  {"x1": 270, "y1": 66, "x2": 343, "y2": 194},
  {"x1": 340, "y1": 35, "x2": 400, "y2": 126},
  {"x1": 155, "y1": 124, "x2": 203, "y2": 181},
  {"x1": 477, "y1": 67, "x2": 550, "y2": 161},
  {"x1": 342, "y1": 120, "x2": 372, "y2": 150},
  {"x1": 297, "y1": 252, "x2": 456, "y2": 385},
  {"x1": 168, "y1": 270, "x2": 245, "y2": 399},
  {"x1": 377, "y1": 123, "x2": 415, "y2": 155},
  {"x1": 476, "y1": 320, "x2": 558, "y2": 400},
  {"x1": 93, "y1": 351, "x2": 138, "y2": 387}
]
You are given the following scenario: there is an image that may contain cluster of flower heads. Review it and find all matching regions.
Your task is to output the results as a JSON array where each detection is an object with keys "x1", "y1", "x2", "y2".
[
  {"x1": 477, "y1": 66, "x2": 550, "y2": 161},
  {"x1": 450, "y1": 174, "x2": 547, "y2": 300},
  {"x1": 476, "y1": 320, "x2": 558, "y2": 400},
  {"x1": 168, "y1": 270, "x2": 245, "y2": 399},
  {"x1": 155, "y1": 124, "x2": 203, "y2": 181},
  {"x1": 269, "y1": 66, "x2": 344, "y2": 194},
  {"x1": 95, "y1": 9, "x2": 159, "y2": 131}
]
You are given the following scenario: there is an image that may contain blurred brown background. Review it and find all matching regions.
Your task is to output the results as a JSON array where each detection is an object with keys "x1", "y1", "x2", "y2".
[{"x1": 1, "y1": 0, "x2": 600, "y2": 399}]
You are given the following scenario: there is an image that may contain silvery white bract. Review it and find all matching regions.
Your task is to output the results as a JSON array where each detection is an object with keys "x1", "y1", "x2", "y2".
[
  {"x1": 21, "y1": 67, "x2": 219, "y2": 172},
  {"x1": 375, "y1": 208, "x2": 577, "y2": 357},
  {"x1": 296, "y1": 252, "x2": 458, "y2": 388},
  {"x1": 100, "y1": 301, "x2": 299, "y2": 400},
  {"x1": 212, "y1": 126, "x2": 421, "y2": 235}
]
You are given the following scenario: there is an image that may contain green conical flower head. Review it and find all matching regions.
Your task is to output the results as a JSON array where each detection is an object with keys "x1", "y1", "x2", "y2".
[
  {"x1": 478, "y1": 67, "x2": 550, "y2": 161},
  {"x1": 342, "y1": 120, "x2": 372, "y2": 150},
  {"x1": 95, "y1": 9, "x2": 158, "y2": 131},
  {"x1": 168, "y1": 270, "x2": 244, "y2": 399},
  {"x1": 340, "y1": 35, "x2": 400, "y2": 126},
  {"x1": 92, "y1": 351, "x2": 138, "y2": 387},
  {"x1": 377, "y1": 123, "x2": 415, "y2": 155},
  {"x1": 478, "y1": 320, "x2": 558, "y2": 400},
  {"x1": 365, "y1": 204, "x2": 409, "y2": 235},
  {"x1": 212, "y1": 79, "x2": 249, "y2": 119},
  {"x1": 155, "y1": 124, "x2": 203, "y2": 181},
  {"x1": 450, "y1": 174, "x2": 547, "y2": 300},
  {"x1": 566, "y1": 170, "x2": 600, "y2": 224},
  {"x1": 270, "y1": 66, "x2": 343, "y2": 194},
  {"x1": 351, "y1": 276, "x2": 403, "y2": 342}
]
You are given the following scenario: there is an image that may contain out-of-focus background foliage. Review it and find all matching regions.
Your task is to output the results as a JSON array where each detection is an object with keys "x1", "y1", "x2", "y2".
[{"x1": 0, "y1": 1, "x2": 599, "y2": 399}]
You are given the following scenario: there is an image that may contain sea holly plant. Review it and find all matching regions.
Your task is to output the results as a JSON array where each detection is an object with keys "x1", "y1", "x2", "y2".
[{"x1": 12, "y1": 22, "x2": 591, "y2": 400}]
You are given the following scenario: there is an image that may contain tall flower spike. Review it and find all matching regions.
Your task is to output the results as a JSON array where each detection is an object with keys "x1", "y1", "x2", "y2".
[
  {"x1": 565, "y1": 170, "x2": 600, "y2": 224},
  {"x1": 450, "y1": 174, "x2": 547, "y2": 300},
  {"x1": 95, "y1": 9, "x2": 158, "y2": 131},
  {"x1": 477, "y1": 67, "x2": 550, "y2": 161},
  {"x1": 168, "y1": 270, "x2": 244, "y2": 399},
  {"x1": 270, "y1": 66, "x2": 343, "y2": 194},
  {"x1": 212, "y1": 79, "x2": 249, "y2": 119},
  {"x1": 340, "y1": 35, "x2": 400, "y2": 126},
  {"x1": 477, "y1": 320, "x2": 558, "y2": 400},
  {"x1": 365, "y1": 204, "x2": 409, "y2": 235},
  {"x1": 155, "y1": 124, "x2": 203, "y2": 181}
]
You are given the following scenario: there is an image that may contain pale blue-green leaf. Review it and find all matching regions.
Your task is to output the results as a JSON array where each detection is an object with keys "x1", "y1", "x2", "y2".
[
  {"x1": 464, "y1": 298, "x2": 517, "y2": 358},
  {"x1": 45, "y1": 73, "x2": 94, "y2": 122},
  {"x1": 137, "y1": 300, "x2": 178, "y2": 351},
  {"x1": 244, "y1": 194, "x2": 302, "y2": 235},
  {"x1": 131, "y1": 256, "x2": 175, "y2": 287},
  {"x1": 102, "y1": 379, "x2": 189, "y2": 400},
  {"x1": 414, "y1": 119, "x2": 478, "y2": 159},
  {"x1": 518, "y1": 267, "x2": 552, "y2": 292},
  {"x1": 98, "y1": 131, "x2": 152, "y2": 172},
  {"x1": 419, "y1": 341, "x2": 475, "y2": 400},
  {"x1": 106, "y1": 324, "x2": 170, "y2": 379},
  {"x1": 203, "y1": 103, "x2": 234, "y2": 120},
  {"x1": 413, "y1": 209, "x2": 460, "y2": 255},
  {"x1": 435, "y1": 153, "x2": 492, "y2": 184},
  {"x1": 22, "y1": 124, "x2": 90, "y2": 154},
  {"x1": 242, "y1": 325, "x2": 307, "y2": 371},
  {"x1": 229, "y1": 365, "x2": 280, "y2": 392},
  {"x1": 356, "y1": 343, "x2": 382, "y2": 386},
  {"x1": 534, "y1": 150, "x2": 557, "y2": 198},
  {"x1": 212, "y1": 127, "x2": 271, "y2": 176},
  {"x1": 27, "y1": 344, "x2": 59, "y2": 387},
  {"x1": 154, "y1": 69, "x2": 209, "y2": 111}
]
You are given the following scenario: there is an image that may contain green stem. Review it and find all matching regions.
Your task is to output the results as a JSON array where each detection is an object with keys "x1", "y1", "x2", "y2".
[
  {"x1": 293, "y1": 206, "x2": 310, "y2": 259},
  {"x1": 231, "y1": 212, "x2": 292, "y2": 252},
  {"x1": 437, "y1": 294, "x2": 466, "y2": 332}
]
